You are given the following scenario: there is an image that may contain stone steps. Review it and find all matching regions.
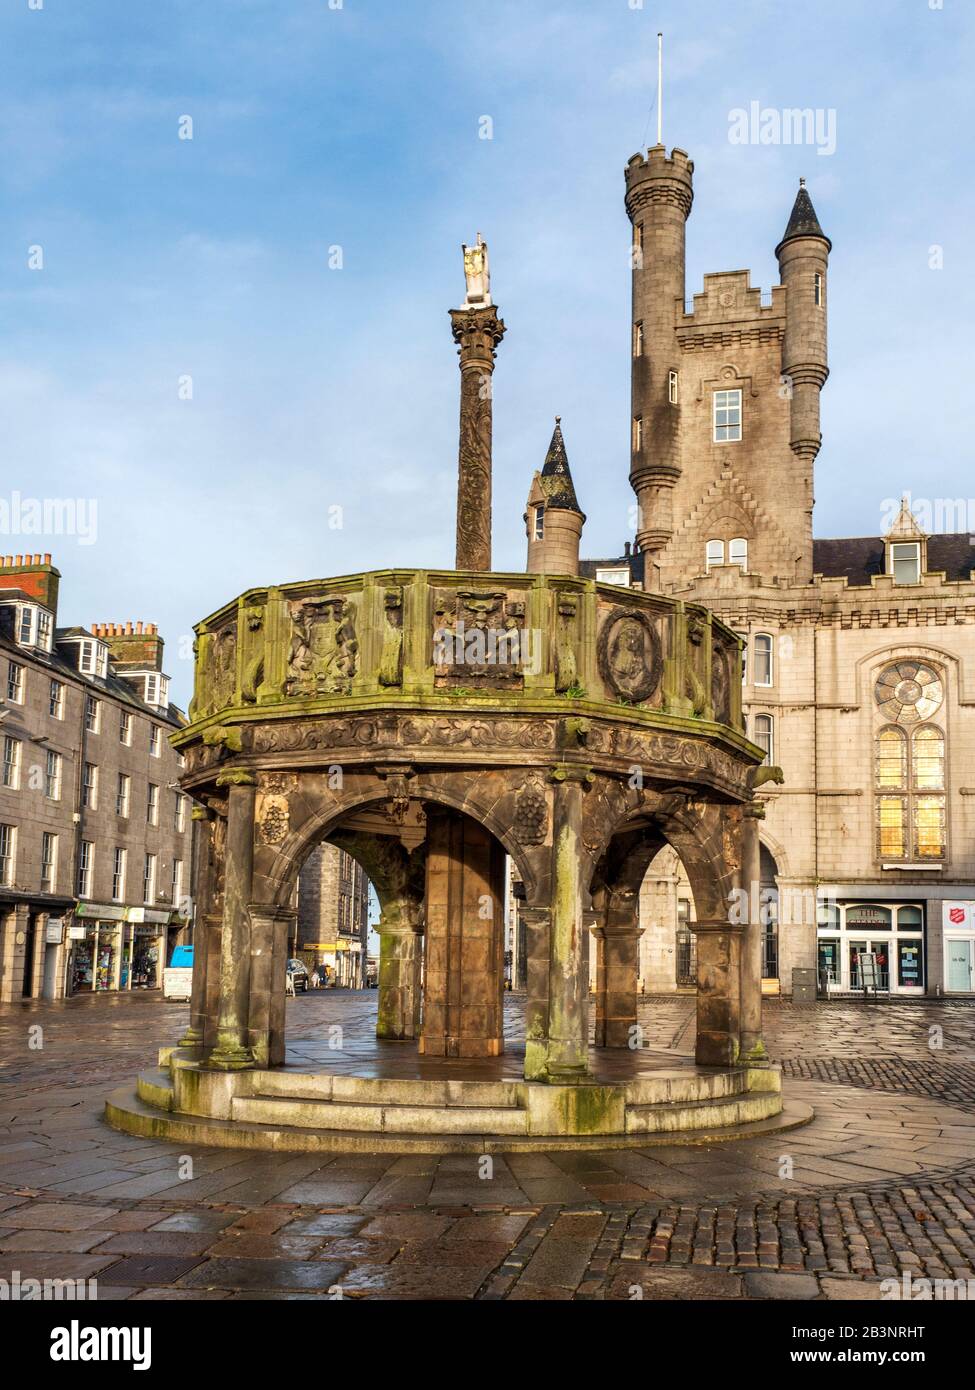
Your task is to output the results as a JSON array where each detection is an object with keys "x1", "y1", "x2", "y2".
[
  {"x1": 105, "y1": 1083, "x2": 813, "y2": 1155},
  {"x1": 625, "y1": 1089, "x2": 781, "y2": 1135},
  {"x1": 232, "y1": 1092, "x2": 529, "y2": 1135},
  {"x1": 623, "y1": 1068, "x2": 749, "y2": 1106}
]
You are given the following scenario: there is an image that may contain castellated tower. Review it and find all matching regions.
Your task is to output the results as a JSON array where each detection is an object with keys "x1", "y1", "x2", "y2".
[
  {"x1": 524, "y1": 418, "x2": 585, "y2": 575},
  {"x1": 624, "y1": 149, "x2": 830, "y2": 591}
]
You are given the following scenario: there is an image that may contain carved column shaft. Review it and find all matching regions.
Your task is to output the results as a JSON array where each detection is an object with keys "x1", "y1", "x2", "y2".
[
  {"x1": 209, "y1": 776, "x2": 257, "y2": 1069},
  {"x1": 450, "y1": 306, "x2": 506, "y2": 572}
]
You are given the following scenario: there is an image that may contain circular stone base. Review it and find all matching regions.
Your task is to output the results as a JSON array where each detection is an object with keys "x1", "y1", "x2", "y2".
[{"x1": 103, "y1": 1045, "x2": 812, "y2": 1155}]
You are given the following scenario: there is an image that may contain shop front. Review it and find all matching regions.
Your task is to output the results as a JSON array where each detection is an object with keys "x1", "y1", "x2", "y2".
[
  {"x1": 68, "y1": 904, "x2": 178, "y2": 995},
  {"x1": 817, "y1": 901, "x2": 926, "y2": 996},
  {"x1": 942, "y1": 902, "x2": 975, "y2": 995}
]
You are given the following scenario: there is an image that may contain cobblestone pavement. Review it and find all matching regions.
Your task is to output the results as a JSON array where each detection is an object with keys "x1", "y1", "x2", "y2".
[{"x1": 1, "y1": 991, "x2": 974, "y2": 1300}]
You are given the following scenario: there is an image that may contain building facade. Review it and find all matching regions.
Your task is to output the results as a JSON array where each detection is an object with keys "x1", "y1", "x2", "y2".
[
  {"x1": 525, "y1": 144, "x2": 975, "y2": 1000},
  {"x1": 0, "y1": 554, "x2": 195, "y2": 1001},
  {"x1": 296, "y1": 843, "x2": 370, "y2": 987}
]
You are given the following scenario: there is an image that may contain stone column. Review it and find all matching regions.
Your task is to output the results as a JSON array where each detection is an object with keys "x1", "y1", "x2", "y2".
[
  {"x1": 449, "y1": 305, "x2": 506, "y2": 572},
  {"x1": 694, "y1": 923, "x2": 743, "y2": 1066},
  {"x1": 740, "y1": 801, "x2": 768, "y2": 1062},
  {"x1": 209, "y1": 772, "x2": 257, "y2": 1070},
  {"x1": 522, "y1": 907, "x2": 551, "y2": 1080},
  {"x1": 593, "y1": 893, "x2": 643, "y2": 1048},
  {"x1": 539, "y1": 771, "x2": 591, "y2": 1079},
  {"x1": 376, "y1": 907, "x2": 423, "y2": 1041},
  {"x1": 180, "y1": 805, "x2": 214, "y2": 1048},
  {"x1": 248, "y1": 906, "x2": 294, "y2": 1067},
  {"x1": 420, "y1": 806, "x2": 505, "y2": 1058}
]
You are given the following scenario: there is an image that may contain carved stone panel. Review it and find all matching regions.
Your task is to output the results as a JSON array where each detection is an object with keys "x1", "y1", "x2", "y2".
[
  {"x1": 432, "y1": 588, "x2": 527, "y2": 691},
  {"x1": 597, "y1": 607, "x2": 662, "y2": 705},
  {"x1": 286, "y1": 598, "x2": 358, "y2": 697},
  {"x1": 513, "y1": 771, "x2": 549, "y2": 845}
]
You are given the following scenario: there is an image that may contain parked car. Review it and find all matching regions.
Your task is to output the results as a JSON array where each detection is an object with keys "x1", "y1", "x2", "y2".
[{"x1": 286, "y1": 958, "x2": 310, "y2": 993}]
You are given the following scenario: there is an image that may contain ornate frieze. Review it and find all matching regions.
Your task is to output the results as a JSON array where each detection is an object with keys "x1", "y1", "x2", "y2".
[{"x1": 432, "y1": 588, "x2": 528, "y2": 690}]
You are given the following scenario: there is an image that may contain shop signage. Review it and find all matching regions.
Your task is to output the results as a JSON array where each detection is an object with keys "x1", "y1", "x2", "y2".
[
  {"x1": 128, "y1": 907, "x2": 172, "y2": 925},
  {"x1": 74, "y1": 902, "x2": 127, "y2": 921},
  {"x1": 68, "y1": 924, "x2": 86, "y2": 940},
  {"x1": 943, "y1": 902, "x2": 975, "y2": 931},
  {"x1": 45, "y1": 919, "x2": 64, "y2": 944},
  {"x1": 845, "y1": 905, "x2": 892, "y2": 927}
]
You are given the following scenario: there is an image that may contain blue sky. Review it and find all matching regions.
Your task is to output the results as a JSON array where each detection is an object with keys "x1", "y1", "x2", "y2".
[{"x1": 1, "y1": 0, "x2": 973, "y2": 706}]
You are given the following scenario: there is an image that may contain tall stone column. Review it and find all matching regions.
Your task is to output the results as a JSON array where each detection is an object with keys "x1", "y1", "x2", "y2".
[
  {"x1": 593, "y1": 891, "x2": 643, "y2": 1048},
  {"x1": 449, "y1": 306, "x2": 506, "y2": 571},
  {"x1": 420, "y1": 806, "x2": 505, "y2": 1058},
  {"x1": 740, "y1": 801, "x2": 768, "y2": 1062},
  {"x1": 208, "y1": 772, "x2": 257, "y2": 1070},
  {"x1": 376, "y1": 903, "x2": 424, "y2": 1041},
  {"x1": 0, "y1": 903, "x2": 30, "y2": 1003},
  {"x1": 180, "y1": 805, "x2": 215, "y2": 1048},
  {"x1": 539, "y1": 771, "x2": 591, "y2": 1079}
]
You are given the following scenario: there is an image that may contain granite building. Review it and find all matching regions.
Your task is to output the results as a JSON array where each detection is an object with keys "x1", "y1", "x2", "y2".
[
  {"x1": 525, "y1": 145, "x2": 975, "y2": 1001},
  {"x1": 296, "y1": 843, "x2": 370, "y2": 987},
  {"x1": 0, "y1": 554, "x2": 195, "y2": 1001}
]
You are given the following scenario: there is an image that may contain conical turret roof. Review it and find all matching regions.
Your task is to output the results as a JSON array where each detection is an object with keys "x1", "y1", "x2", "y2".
[
  {"x1": 776, "y1": 178, "x2": 831, "y2": 255},
  {"x1": 539, "y1": 418, "x2": 583, "y2": 514}
]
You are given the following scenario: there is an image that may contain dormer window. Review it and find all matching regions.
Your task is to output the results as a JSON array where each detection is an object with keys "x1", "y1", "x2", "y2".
[
  {"x1": 78, "y1": 638, "x2": 109, "y2": 678},
  {"x1": 595, "y1": 568, "x2": 630, "y2": 587},
  {"x1": 890, "y1": 542, "x2": 921, "y2": 585},
  {"x1": 143, "y1": 673, "x2": 170, "y2": 708},
  {"x1": 7, "y1": 603, "x2": 54, "y2": 652}
]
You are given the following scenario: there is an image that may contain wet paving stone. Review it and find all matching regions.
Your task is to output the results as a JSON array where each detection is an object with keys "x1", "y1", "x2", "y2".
[{"x1": 2, "y1": 991, "x2": 974, "y2": 1299}]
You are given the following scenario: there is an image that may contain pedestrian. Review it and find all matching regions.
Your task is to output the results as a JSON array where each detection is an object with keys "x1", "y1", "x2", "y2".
[{"x1": 311, "y1": 968, "x2": 320, "y2": 990}]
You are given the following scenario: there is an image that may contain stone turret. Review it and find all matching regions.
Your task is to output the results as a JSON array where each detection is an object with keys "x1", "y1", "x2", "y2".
[
  {"x1": 624, "y1": 145, "x2": 694, "y2": 559},
  {"x1": 524, "y1": 418, "x2": 586, "y2": 575},
  {"x1": 776, "y1": 178, "x2": 831, "y2": 473}
]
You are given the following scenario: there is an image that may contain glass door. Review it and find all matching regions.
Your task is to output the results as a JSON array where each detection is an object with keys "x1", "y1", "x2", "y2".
[{"x1": 947, "y1": 940, "x2": 973, "y2": 993}]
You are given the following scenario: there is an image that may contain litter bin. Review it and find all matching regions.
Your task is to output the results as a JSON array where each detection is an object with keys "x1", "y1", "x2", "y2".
[{"x1": 792, "y1": 967, "x2": 817, "y2": 1003}]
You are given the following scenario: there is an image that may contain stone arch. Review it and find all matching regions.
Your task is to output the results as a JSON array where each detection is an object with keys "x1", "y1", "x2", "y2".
[{"x1": 256, "y1": 771, "x2": 538, "y2": 912}]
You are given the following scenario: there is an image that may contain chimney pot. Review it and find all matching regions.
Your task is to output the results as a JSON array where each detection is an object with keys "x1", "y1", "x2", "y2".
[
  {"x1": 43, "y1": 553, "x2": 51, "y2": 564},
  {"x1": 136, "y1": 621, "x2": 144, "y2": 635},
  {"x1": 14, "y1": 555, "x2": 22, "y2": 566}
]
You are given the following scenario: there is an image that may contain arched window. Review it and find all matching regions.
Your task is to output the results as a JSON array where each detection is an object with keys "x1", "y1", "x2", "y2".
[
  {"x1": 875, "y1": 722, "x2": 946, "y2": 861},
  {"x1": 729, "y1": 538, "x2": 748, "y2": 568},
  {"x1": 753, "y1": 714, "x2": 774, "y2": 765},
  {"x1": 705, "y1": 540, "x2": 725, "y2": 570},
  {"x1": 754, "y1": 633, "x2": 773, "y2": 686}
]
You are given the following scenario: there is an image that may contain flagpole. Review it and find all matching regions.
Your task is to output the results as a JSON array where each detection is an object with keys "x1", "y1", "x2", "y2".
[{"x1": 657, "y1": 32, "x2": 663, "y2": 146}]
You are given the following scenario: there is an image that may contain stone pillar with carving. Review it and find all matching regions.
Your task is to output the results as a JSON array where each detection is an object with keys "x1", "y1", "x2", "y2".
[
  {"x1": 450, "y1": 305, "x2": 505, "y2": 572},
  {"x1": 209, "y1": 772, "x2": 258, "y2": 1070},
  {"x1": 739, "y1": 800, "x2": 768, "y2": 1062},
  {"x1": 593, "y1": 891, "x2": 643, "y2": 1048}
]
